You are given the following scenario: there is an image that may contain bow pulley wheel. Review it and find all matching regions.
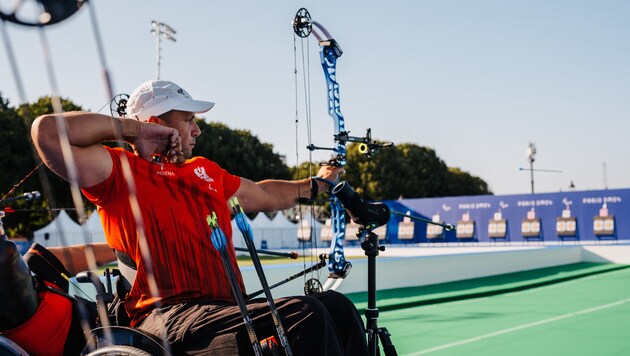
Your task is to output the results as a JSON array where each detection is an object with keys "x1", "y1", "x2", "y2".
[
  {"x1": 292, "y1": 7, "x2": 312, "y2": 38},
  {"x1": 303, "y1": 278, "x2": 323, "y2": 295},
  {"x1": 0, "y1": 0, "x2": 85, "y2": 27},
  {"x1": 110, "y1": 93, "x2": 130, "y2": 118}
]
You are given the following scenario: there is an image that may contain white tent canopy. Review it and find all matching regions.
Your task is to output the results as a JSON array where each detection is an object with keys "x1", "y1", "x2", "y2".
[
  {"x1": 264, "y1": 213, "x2": 298, "y2": 249},
  {"x1": 297, "y1": 212, "x2": 323, "y2": 246},
  {"x1": 34, "y1": 210, "x2": 300, "y2": 250},
  {"x1": 251, "y1": 213, "x2": 274, "y2": 229},
  {"x1": 84, "y1": 211, "x2": 107, "y2": 244},
  {"x1": 32, "y1": 210, "x2": 85, "y2": 247},
  {"x1": 242, "y1": 213, "x2": 299, "y2": 249}
]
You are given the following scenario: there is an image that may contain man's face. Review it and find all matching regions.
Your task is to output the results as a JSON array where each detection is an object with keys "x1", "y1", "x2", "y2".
[{"x1": 161, "y1": 110, "x2": 201, "y2": 159}]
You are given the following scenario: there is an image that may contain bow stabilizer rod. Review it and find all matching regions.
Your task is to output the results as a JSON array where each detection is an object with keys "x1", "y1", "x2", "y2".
[{"x1": 391, "y1": 210, "x2": 456, "y2": 231}]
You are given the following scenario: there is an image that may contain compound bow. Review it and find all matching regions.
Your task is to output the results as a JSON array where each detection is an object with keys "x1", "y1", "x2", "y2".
[{"x1": 292, "y1": 8, "x2": 392, "y2": 293}]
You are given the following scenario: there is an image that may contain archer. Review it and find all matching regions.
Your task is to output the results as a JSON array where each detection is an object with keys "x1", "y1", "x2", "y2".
[{"x1": 30, "y1": 80, "x2": 368, "y2": 355}]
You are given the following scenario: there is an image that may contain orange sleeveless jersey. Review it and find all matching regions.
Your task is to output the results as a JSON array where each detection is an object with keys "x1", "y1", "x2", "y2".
[{"x1": 82, "y1": 147, "x2": 242, "y2": 325}]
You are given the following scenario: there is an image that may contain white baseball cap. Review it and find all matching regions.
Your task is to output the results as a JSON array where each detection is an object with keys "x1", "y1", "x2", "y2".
[{"x1": 127, "y1": 80, "x2": 215, "y2": 121}]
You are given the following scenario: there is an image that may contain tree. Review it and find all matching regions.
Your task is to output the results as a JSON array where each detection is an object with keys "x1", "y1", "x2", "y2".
[
  {"x1": 0, "y1": 94, "x2": 33, "y2": 197},
  {"x1": 0, "y1": 95, "x2": 85, "y2": 237},
  {"x1": 340, "y1": 142, "x2": 491, "y2": 200},
  {"x1": 18, "y1": 97, "x2": 87, "y2": 215},
  {"x1": 0, "y1": 94, "x2": 49, "y2": 237},
  {"x1": 444, "y1": 167, "x2": 491, "y2": 196},
  {"x1": 194, "y1": 120, "x2": 291, "y2": 181},
  {"x1": 289, "y1": 161, "x2": 321, "y2": 181}
]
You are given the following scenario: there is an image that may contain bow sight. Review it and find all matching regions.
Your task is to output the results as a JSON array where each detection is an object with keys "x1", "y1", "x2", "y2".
[
  {"x1": 307, "y1": 129, "x2": 394, "y2": 165},
  {"x1": 337, "y1": 129, "x2": 394, "y2": 158}
]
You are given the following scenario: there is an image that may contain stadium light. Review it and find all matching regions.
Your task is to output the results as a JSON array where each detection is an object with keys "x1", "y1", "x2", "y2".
[{"x1": 150, "y1": 20, "x2": 177, "y2": 80}]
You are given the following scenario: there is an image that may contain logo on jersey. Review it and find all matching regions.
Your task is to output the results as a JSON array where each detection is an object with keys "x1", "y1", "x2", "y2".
[
  {"x1": 194, "y1": 166, "x2": 214, "y2": 182},
  {"x1": 156, "y1": 170, "x2": 175, "y2": 177},
  {"x1": 194, "y1": 166, "x2": 218, "y2": 192}
]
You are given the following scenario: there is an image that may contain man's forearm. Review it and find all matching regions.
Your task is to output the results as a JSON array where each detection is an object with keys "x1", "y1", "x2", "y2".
[
  {"x1": 255, "y1": 177, "x2": 326, "y2": 211},
  {"x1": 31, "y1": 111, "x2": 140, "y2": 187},
  {"x1": 32, "y1": 111, "x2": 140, "y2": 147}
]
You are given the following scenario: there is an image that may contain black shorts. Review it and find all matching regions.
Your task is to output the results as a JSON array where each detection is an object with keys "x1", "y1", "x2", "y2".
[{"x1": 137, "y1": 290, "x2": 367, "y2": 355}]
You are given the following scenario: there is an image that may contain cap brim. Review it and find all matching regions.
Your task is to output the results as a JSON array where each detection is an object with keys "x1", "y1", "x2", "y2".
[{"x1": 173, "y1": 99, "x2": 215, "y2": 114}]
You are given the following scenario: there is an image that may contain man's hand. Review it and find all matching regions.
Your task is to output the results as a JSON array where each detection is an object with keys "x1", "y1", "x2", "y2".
[
  {"x1": 315, "y1": 165, "x2": 345, "y2": 192},
  {"x1": 130, "y1": 123, "x2": 184, "y2": 164}
]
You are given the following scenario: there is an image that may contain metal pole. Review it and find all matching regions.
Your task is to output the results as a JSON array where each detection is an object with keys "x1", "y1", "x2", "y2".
[
  {"x1": 526, "y1": 143, "x2": 536, "y2": 194},
  {"x1": 155, "y1": 32, "x2": 161, "y2": 80},
  {"x1": 530, "y1": 158, "x2": 534, "y2": 194},
  {"x1": 151, "y1": 21, "x2": 176, "y2": 81}
]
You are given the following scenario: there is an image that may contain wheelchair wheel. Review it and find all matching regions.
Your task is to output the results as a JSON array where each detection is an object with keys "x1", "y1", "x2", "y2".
[
  {"x1": 0, "y1": 336, "x2": 28, "y2": 355},
  {"x1": 85, "y1": 345, "x2": 151, "y2": 356},
  {"x1": 84, "y1": 326, "x2": 169, "y2": 355}
]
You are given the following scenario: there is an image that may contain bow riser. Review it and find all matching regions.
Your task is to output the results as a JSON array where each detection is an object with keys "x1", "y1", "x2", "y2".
[
  {"x1": 317, "y1": 27, "x2": 351, "y2": 281},
  {"x1": 328, "y1": 199, "x2": 347, "y2": 275},
  {"x1": 320, "y1": 45, "x2": 346, "y2": 163}
]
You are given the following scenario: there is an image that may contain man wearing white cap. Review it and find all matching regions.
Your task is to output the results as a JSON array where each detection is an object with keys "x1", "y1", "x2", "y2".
[{"x1": 31, "y1": 80, "x2": 368, "y2": 355}]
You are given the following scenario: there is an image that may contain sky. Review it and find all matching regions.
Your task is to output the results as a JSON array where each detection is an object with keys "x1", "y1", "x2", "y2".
[{"x1": 1, "y1": 1, "x2": 629, "y2": 196}]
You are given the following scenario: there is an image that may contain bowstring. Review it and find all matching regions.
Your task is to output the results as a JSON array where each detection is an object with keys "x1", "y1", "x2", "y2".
[{"x1": 293, "y1": 29, "x2": 321, "y2": 289}]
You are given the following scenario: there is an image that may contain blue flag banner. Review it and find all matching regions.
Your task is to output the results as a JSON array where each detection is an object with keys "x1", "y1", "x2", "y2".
[{"x1": 383, "y1": 188, "x2": 629, "y2": 243}]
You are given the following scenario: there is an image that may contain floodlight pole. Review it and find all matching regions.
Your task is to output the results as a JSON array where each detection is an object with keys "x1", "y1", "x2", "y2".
[
  {"x1": 526, "y1": 142, "x2": 536, "y2": 194},
  {"x1": 150, "y1": 21, "x2": 177, "y2": 80}
]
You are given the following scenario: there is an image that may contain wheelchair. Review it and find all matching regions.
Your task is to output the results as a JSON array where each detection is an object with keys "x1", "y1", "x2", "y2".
[
  {"x1": 75, "y1": 251, "x2": 170, "y2": 356},
  {"x1": 0, "y1": 239, "x2": 168, "y2": 356},
  {"x1": 2, "y1": 240, "x2": 256, "y2": 355}
]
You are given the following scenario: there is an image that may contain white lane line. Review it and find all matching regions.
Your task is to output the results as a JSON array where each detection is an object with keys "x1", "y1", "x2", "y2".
[{"x1": 407, "y1": 297, "x2": 630, "y2": 355}]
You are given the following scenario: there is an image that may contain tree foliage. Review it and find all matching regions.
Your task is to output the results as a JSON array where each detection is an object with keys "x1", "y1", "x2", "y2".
[
  {"x1": 0, "y1": 95, "x2": 85, "y2": 237},
  {"x1": 194, "y1": 120, "x2": 291, "y2": 181},
  {"x1": 0, "y1": 95, "x2": 32, "y2": 197},
  {"x1": 19, "y1": 96, "x2": 85, "y2": 211},
  {"x1": 0, "y1": 94, "x2": 42, "y2": 237},
  {"x1": 289, "y1": 161, "x2": 322, "y2": 181},
  {"x1": 342, "y1": 142, "x2": 491, "y2": 200}
]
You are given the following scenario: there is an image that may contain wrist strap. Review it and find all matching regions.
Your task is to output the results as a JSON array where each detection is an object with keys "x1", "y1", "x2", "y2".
[{"x1": 310, "y1": 177, "x2": 319, "y2": 200}]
